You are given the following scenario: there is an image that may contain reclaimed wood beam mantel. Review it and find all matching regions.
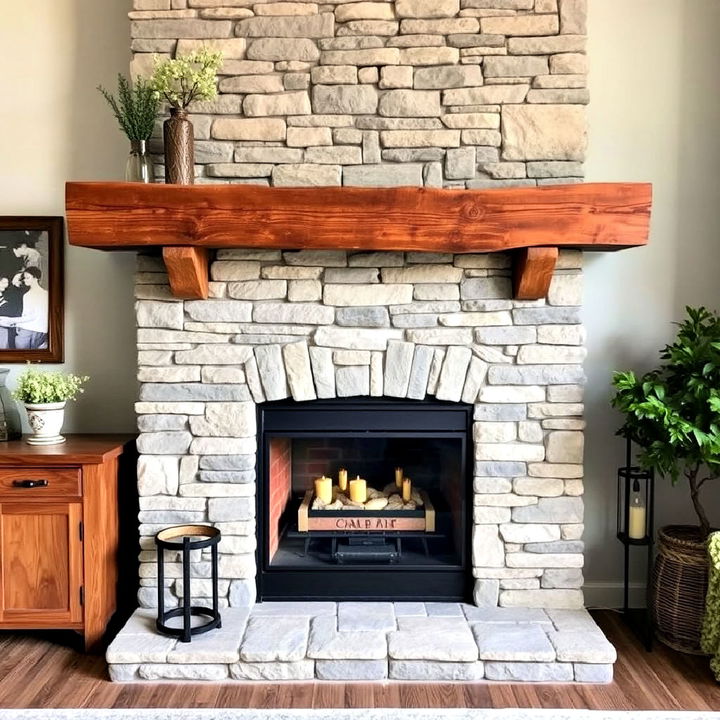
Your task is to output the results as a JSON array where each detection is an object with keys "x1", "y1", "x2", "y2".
[{"x1": 65, "y1": 181, "x2": 652, "y2": 300}]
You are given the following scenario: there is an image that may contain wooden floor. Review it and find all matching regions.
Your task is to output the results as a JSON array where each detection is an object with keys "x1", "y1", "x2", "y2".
[{"x1": 0, "y1": 611, "x2": 718, "y2": 711}]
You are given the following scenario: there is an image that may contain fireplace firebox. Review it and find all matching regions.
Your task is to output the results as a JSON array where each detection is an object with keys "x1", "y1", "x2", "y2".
[{"x1": 257, "y1": 398, "x2": 473, "y2": 602}]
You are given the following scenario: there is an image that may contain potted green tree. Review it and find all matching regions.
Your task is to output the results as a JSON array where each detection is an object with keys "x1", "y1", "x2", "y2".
[
  {"x1": 612, "y1": 306, "x2": 720, "y2": 653},
  {"x1": 13, "y1": 368, "x2": 89, "y2": 446}
]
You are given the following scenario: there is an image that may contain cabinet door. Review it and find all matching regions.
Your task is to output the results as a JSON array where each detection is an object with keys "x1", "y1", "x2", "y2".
[{"x1": 0, "y1": 502, "x2": 83, "y2": 626}]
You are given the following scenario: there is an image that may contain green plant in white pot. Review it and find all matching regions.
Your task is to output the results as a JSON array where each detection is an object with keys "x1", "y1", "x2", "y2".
[{"x1": 13, "y1": 368, "x2": 89, "y2": 445}]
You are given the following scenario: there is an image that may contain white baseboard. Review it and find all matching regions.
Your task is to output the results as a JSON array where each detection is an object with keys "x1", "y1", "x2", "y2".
[{"x1": 583, "y1": 581, "x2": 648, "y2": 610}]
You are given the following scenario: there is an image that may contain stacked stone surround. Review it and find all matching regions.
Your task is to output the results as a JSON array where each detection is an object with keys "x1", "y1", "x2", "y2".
[
  {"x1": 134, "y1": 248, "x2": 586, "y2": 613},
  {"x1": 130, "y1": 0, "x2": 588, "y2": 188}
]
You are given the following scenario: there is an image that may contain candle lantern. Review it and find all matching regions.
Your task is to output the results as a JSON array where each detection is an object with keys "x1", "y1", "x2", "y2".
[{"x1": 616, "y1": 436, "x2": 655, "y2": 651}]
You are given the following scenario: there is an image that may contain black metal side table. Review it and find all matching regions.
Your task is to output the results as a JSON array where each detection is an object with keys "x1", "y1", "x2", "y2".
[{"x1": 155, "y1": 524, "x2": 222, "y2": 643}]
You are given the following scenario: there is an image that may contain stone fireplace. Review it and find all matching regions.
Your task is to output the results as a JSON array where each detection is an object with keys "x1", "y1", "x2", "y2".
[{"x1": 99, "y1": 0, "x2": 634, "y2": 683}]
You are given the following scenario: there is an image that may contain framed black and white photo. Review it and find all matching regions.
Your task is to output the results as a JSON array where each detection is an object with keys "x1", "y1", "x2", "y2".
[{"x1": 0, "y1": 217, "x2": 64, "y2": 362}]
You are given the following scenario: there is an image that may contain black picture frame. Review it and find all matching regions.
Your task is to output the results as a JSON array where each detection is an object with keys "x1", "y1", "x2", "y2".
[{"x1": 0, "y1": 216, "x2": 64, "y2": 363}]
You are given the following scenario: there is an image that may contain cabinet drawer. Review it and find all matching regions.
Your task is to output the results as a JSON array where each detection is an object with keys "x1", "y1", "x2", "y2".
[{"x1": 0, "y1": 468, "x2": 81, "y2": 497}]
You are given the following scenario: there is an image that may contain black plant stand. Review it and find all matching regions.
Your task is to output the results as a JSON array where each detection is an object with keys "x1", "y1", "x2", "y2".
[{"x1": 155, "y1": 525, "x2": 222, "y2": 643}]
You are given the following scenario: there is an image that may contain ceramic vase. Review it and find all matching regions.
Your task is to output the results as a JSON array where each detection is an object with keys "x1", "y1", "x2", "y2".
[{"x1": 163, "y1": 108, "x2": 194, "y2": 185}]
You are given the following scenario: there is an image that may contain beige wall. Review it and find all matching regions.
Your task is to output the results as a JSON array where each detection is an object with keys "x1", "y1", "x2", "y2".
[
  {"x1": 1, "y1": 0, "x2": 719, "y2": 601},
  {"x1": 584, "y1": 0, "x2": 720, "y2": 602},
  {"x1": 0, "y1": 0, "x2": 136, "y2": 432}
]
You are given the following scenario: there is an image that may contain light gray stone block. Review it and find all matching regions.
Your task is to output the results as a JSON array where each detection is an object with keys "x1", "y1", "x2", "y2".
[
  {"x1": 426, "y1": 602, "x2": 464, "y2": 617},
  {"x1": 189, "y1": 401, "x2": 255, "y2": 439},
  {"x1": 463, "y1": 606, "x2": 551, "y2": 625},
  {"x1": 547, "y1": 630, "x2": 617, "y2": 663},
  {"x1": 106, "y1": 633, "x2": 176, "y2": 664},
  {"x1": 336, "y1": 365, "x2": 370, "y2": 397},
  {"x1": 207, "y1": 497, "x2": 253, "y2": 522},
  {"x1": 474, "y1": 624, "x2": 555, "y2": 662},
  {"x1": 316, "y1": 659, "x2": 388, "y2": 680},
  {"x1": 315, "y1": 327, "x2": 403, "y2": 350},
  {"x1": 462, "y1": 356, "x2": 488, "y2": 404},
  {"x1": 394, "y1": 602, "x2": 427, "y2": 617},
  {"x1": 436, "y1": 346, "x2": 472, "y2": 402},
  {"x1": 251, "y1": 602, "x2": 336, "y2": 617},
  {"x1": 407, "y1": 344, "x2": 434, "y2": 400},
  {"x1": 167, "y1": 608, "x2": 249, "y2": 664},
  {"x1": 283, "y1": 341, "x2": 317, "y2": 402},
  {"x1": 388, "y1": 621, "x2": 478, "y2": 661},
  {"x1": 108, "y1": 664, "x2": 139, "y2": 682},
  {"x1": 136, "y1": 300, "x2": 184, "y2": 330},
  {"x1": 473, "y1": 579, "x2": 501, "y2": 607},
  {"x1": 485, "y1": 661, "x2": 573, "y2": 682},
  {"x1": 343, "y1": 163, "x2": 425, "y2": 187},
  {"x1": 139, "y1": 383, "x2": 250, "y2": 402},
  {"x1": 229, "y1": 579, "x2": 256, "y2": 607},
  {"x1": 308, "y1": 616, "x2": 388, "y2": 659},
  {"x1": 255, "y1": 344, "x2": 289, "y2": 401},
  {"x1": 338, "y1": 602, "x2": 396, "y2": 631},
  {"x1": 488, "y1": 365, "x2": 585, "y2": 386},
  {"x1": 389, "y1": 660, "x2": 484, "y2": 680},
  {"x1": 231, "y1": 660, "x2": 315, "y2": 680},
  {"x1": 336, "y1": 306, "x2": 390, "y2": 328},
  {"x1": 309, "y1": 346, "x2": 336, "y2": 398},
  {"x1": 138, "y1": 663, "x2": 229, "y2": 680},
  {"x1": 574, "y1": 663, "x2": 614, "y2": 683},
  {"x1": 474, "y1": 404, "x2": 527, "y2": 422},
  {"x1": 384, "y1": 340, "x2": 415, "y2": 397},
  {"x1": 513, "y1": 497, "x2": 584, "y2": 524},
  {"x1": 240, "y1": 616, "x2": 309, "y2": 662}
]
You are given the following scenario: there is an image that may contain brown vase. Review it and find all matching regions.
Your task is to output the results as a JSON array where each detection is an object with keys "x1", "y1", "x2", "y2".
[
  {"x1": 163, "y1": 108, "x2": 194, "y2": 185},
  {"x1": 651, "y1": 525, "x2": 710, "y2": 654}
]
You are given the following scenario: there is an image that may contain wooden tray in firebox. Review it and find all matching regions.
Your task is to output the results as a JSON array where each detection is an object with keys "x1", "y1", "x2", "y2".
[{"x1": 298, "y1": 489, "x2": 435, "y2": 533}]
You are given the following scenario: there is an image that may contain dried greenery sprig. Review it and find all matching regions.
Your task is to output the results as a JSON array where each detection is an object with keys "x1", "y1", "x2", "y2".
[
  {"x1": 97, "y1": 74, "x2": 159, "y2": 141},
  {"x1": 150, "y1": 48, "x2": 223, "y2": 111},
  {"x1": 13, "y1": 367, "x2": 89, "y2": 405}
]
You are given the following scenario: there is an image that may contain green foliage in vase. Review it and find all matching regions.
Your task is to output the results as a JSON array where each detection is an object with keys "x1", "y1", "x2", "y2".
[
  {"x1": 150, "y1": 48, "x2": 223, "y2": 111},
  {"x1": 97, "y1": 74, "x2": 159, "y2": 142},
  {"x1": 611, "y1": 306, "x2": 720, "y2": 539},
  {"x1": 13, "y1": 368, "x2": 89, "y2": 405}
]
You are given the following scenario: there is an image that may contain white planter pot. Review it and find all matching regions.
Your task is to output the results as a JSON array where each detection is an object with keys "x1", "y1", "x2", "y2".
[{"x1": 24, "y1": 401, "x2": 67, "y2": 445}]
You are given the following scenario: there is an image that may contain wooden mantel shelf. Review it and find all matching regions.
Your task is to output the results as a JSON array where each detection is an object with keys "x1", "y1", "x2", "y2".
[{"x1": 65, "y1": 181, "x2": 651, "y2": 300}]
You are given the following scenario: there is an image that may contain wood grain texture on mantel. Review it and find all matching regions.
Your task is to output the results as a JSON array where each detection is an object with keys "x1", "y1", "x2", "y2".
[{"x1": 65, "y1": 181, "x2": 652, "y2": 299}]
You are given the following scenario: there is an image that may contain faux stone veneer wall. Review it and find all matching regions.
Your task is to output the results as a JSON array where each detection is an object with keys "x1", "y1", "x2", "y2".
[
  {"x1": 130, "y1": 0, "x2": 588, "y2": 187},
  {"x1": 135, "y1": 249, "x2": 586, "y2": 611}
]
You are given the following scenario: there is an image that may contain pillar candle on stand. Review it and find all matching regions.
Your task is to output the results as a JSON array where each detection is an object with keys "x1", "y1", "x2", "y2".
[
  {"x1": 349, "y1": 476, "x2": 367, "y2": 504},
  {"x1": 402, "y1": 477, "x2": 412, "y2": 503},
  {"x1": 395, "y1": 467, "x2": 403, "y2": 488},
  {"x1": 338, "y1": 468, "x2": 348, "y2": 492},
  {"x1": 314, "y1": 476, "x2": 332, "y2": 504}
]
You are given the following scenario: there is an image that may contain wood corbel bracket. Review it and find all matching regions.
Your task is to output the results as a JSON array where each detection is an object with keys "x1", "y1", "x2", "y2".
[
  {"x1": 162, "y1": 246, "x2": 210, "y2": 300},
  {"x1": 512, "y1": 247, "x2": 559, "y2": 300}
]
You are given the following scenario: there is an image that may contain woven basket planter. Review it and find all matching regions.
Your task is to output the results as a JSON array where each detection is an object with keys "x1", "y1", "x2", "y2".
[{"x1": 652, "y1": 525, "x2": 710, "y2": 654}]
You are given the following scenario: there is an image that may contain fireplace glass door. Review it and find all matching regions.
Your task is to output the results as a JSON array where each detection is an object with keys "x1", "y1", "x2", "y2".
[{"x1": 257, "y1": 398, "x2": 472, "y2": 602}]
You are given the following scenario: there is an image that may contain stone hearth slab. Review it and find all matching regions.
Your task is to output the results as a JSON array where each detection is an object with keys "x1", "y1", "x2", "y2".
[
  {"x1": 316, "y1": 659, "x2": 388, "y2": 680},
  {"x1": 107, "y1": 603, "x2": 615, "y2": 683},
  {"x1": 388, "y1": 618, "x2": 478, "y2": 661},
  {"x1": 240, "y1": 616, "x2": 309, "y2": 662},
  {"x1": 547, "y1": 630, "x2": 617, "y2": 663},
  {"x1": 337, "y1": 602, "x2": 396, "y2": 631},
  {"x1": 389, "y1": 660, "x2": 484, "y2": 681},
  {"x1": 474, "y1": 624, "x2": 555, "y2": 662},
  {"x1": 308, "y1": 616, "x2": 388, "y2": 659}
]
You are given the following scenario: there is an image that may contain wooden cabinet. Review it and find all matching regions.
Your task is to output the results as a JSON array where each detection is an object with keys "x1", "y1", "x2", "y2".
[{"x1": 0, "y1": 436, "x2": 133, "y2": 650}]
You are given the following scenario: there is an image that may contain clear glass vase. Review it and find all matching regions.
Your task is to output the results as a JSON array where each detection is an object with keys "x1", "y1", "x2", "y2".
[{"x1": 125, "y1": 140, "x2": 154, "y2": 183}]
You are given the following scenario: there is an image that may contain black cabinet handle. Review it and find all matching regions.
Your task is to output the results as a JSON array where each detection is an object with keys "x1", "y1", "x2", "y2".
[{"x1": 12, "y1": 479, "x2": 49, "y2": 488}]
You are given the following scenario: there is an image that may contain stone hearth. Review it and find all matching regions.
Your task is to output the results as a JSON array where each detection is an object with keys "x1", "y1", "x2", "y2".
[{"x1": 108, "y1": 604, "x2": 615, "y2": 683}]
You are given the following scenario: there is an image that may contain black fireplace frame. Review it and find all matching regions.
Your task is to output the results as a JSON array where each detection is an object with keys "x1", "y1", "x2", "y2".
[{"x1": 256, "y1": 397, "x2": 474, "y2": 602}]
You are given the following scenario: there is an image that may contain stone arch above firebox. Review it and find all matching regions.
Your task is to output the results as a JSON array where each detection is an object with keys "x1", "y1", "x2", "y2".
[{"x1": 245, "y1": 339, "x2": 488, "y2": 406}]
